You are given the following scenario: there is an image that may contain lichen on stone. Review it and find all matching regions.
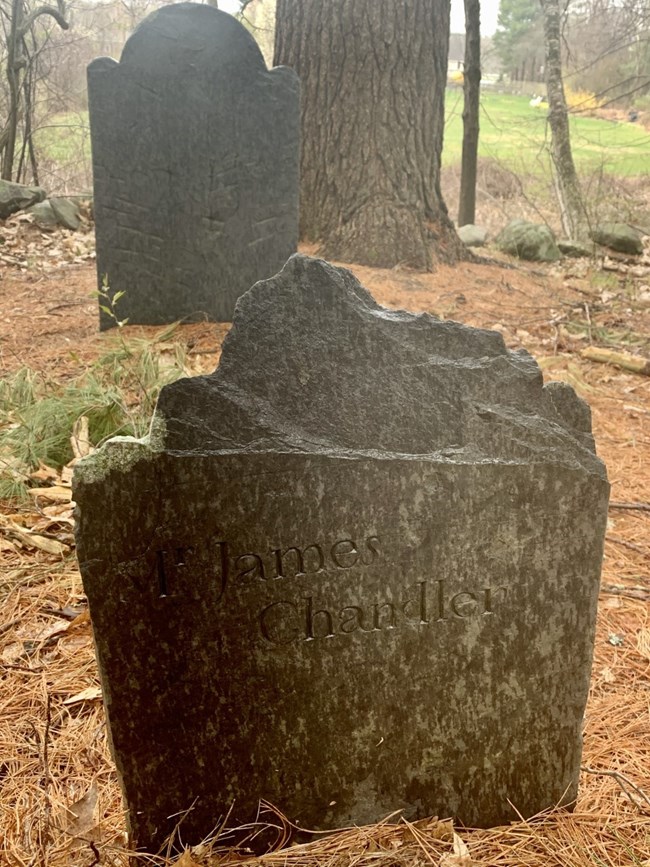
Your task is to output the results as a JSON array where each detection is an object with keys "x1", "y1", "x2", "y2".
[{"x1": 73, "y1": 414, "x2": 166, "y2": 485}]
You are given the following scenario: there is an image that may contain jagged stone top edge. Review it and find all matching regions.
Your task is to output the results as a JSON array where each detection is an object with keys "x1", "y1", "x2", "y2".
[
  {"x1": 71, "y1": 255, "x2": 608, "y2": 485},
  {"x1": 217, "y1": 254, "x2": 510, "y2": 371},
  {"x1": 244, "y1": 254, "x2": 506, "y2": 333}
]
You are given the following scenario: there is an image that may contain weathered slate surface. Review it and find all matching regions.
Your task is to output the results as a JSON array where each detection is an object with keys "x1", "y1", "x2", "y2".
[
  {"x1": 74, "y1": 255, "x2": 609, "y2": 853},
  {"x1": 87, "y1": 3, "x2": 299, "y2": 330}
]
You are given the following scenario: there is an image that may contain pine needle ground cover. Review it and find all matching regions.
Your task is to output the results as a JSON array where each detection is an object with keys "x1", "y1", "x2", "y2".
[{"x1": 1, "y1": 251, "x2": 650, "y2": 866}]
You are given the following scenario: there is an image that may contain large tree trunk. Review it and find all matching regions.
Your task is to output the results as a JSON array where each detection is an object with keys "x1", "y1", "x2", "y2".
[
  {"x1": 458, "y1": 0, "x2": 481, "y2": 227},
  {"x1": 540, "y1": 0, "x2": 587, "y2": 239},
  {"x1": 274, "y1": 0, "x2": 466, "y2": 269}
]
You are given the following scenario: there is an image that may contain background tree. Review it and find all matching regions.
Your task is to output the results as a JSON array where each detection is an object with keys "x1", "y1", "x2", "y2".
[
  {"x1": 494, "y1": 0, "x2": 543, "y2": 82},
  {"x1": 458, "y1": 0, "x2": 481, "y2": 227},
  {"x1": 563, "y1": 0, "x2": 650, "y2": 105},
  {"x1": 540, "y1": 0, "x2": 587, "y2": 238},
  {"x1": 0, "y1": 0, "x2": 69, "y2": 181},
  {"x1": 239, "y1": 0, "x2": 275, "y2": 64},
  {"x1": 274, "y1": 0, "x2": 467, "y2": 269}
]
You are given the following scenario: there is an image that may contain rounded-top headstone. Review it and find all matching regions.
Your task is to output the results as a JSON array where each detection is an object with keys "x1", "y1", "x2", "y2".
[
  {"x1": 87, "y1": 2, "x2": 299, "y2": 330},
  {"x1": 119, "y1": 4, "x2": 266, "y2": 74}
]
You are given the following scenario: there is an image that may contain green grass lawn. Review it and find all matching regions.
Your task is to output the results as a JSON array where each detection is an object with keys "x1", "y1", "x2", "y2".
[
  {"x1": 36, "y1": 92, "x2": 649, "y2": 184},
  {"x1": 443, "y1": 89, "x2": 650, "y2": 177}
]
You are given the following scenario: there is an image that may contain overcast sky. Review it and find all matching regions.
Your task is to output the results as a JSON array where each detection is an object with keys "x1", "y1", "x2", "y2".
[{"x1": 218, "y1": 0, "x2": 501, "y2": 36}]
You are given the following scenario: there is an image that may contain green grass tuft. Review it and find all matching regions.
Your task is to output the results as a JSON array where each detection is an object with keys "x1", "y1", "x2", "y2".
[{"x1": 0, "y1": 330, "x2": 190, "y2": 501}]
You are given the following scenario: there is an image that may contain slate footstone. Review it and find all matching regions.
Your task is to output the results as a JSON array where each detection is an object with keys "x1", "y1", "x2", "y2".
[
  {"x1": 74, "y1": 255, "x2": 609, "y2": 854},
  {"x1": 87, "y1": 2, "x2": 299, "y2": 330},
  {"x1": 495, "y1": 219, "x2": 561, "y2": 261}
]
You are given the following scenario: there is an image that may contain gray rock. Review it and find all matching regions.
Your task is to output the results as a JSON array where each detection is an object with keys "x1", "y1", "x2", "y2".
[
  {"x1": 28, "y1": 197, "x2": 82, "y2": 230},
  {"x1": 50, "y1": 196, "x2": 81, "y2": 230},
  {"x1": 87, "y1": 3, "x2": 299, "y2": 331},
  {"x1": 74, "y1": 255, "x2": 609, "y2": 854},
  {"x1": 495, "y1": 219, "x2": 561, "y2": 262},
  {"x1": 590, "y1": 222, "x2": 643, "y2": 255},
  {"x1": 557, "y1": 239, "x2": 594, "y2": 258},
  {"x1": 0, "y1": 180, "x2": 46, "y2": 219},
  {"x1": 27, "y1": 200, "x2": 59, "y2": 229},
  {"x1": 458, "y1": 224, "x2": 488, "y2": 247}
]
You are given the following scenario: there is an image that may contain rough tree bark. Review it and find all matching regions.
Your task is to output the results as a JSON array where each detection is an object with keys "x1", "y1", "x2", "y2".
[
  {"x1": 458, "y1": 0, "x2": 481, "y2": 227},
  {"x1": 540, "y1": 0, "x2": 587, "y2": 239},
  {"x1": 274, "y1": 0, "x2": 467, "y2": 269}
]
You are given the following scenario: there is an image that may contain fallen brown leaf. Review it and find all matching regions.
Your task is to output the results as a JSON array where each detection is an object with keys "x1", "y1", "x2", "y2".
[
  {"x1": 172, "y1": 850, "x2": 202, "y2": 866},
  {"x1": 409, "y1": 816, "x2": 454, "y2": 842},
  {"x1": 68, "y1": 609, "x2": 90, "y2": 628},
  {"x1": 64, "y1": 685, "x2": 103, "y2": 706},
  {"x1": 440, "y1": 832, "x2": 471, "y2": 867},
  {"x1": 66, "y1": 780, "x2": 99, "y2": 839},
  {"x1": 2, "y1": 641, "x2": 25, "y2": 665},
  {"x1": 22, "y1": 533, "x2": 68, "y2": 556},
  {"x1": 42, "y1": 502, "x2": 74, "y2": 519},
  {"x1": 32, "y1": 620, "x2": 70, "y2": 642},
  {"x1": 29, "y1": 463, "x2": 60, "y2": 483},
  {"x1": 601, "y1": 666, "x2": 616, "y2": 683},
  {"x1": 71, "y1": 415, "x2": 93, "y2": 460},
  {"x1": 0, "y1": 514, "x2": 70, "y2": 554},
  {"x1": 28, "y1": 485, "x2": 73, "y2": 502}
]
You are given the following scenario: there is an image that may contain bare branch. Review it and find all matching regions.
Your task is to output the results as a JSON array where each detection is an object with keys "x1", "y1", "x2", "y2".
[
  {"x1": 18, "y1": 4, "x2": 69, "y2": 38},
  {"x1": 581, "y1": 766, "x2": 650, "y2": 815}
]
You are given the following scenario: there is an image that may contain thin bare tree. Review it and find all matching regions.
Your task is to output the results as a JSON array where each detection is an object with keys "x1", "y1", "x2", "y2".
[
  {"x1": 540, "y1": 0, "x2": 588, "y2": 238},
  {"x1": 1, "y1": 0, "x2": 69, "y2": 181},
  {"x1": 458, "y1": 0, "x2": 481, "y2": 227}
]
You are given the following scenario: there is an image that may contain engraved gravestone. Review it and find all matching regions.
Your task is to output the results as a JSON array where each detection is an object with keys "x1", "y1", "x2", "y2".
[
  {"x1": 87, "y1": 3, "x2": 299, "y2": 330},
  {"x1": 74, "y1": 255, "x2": 609, "y2": 853}
]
